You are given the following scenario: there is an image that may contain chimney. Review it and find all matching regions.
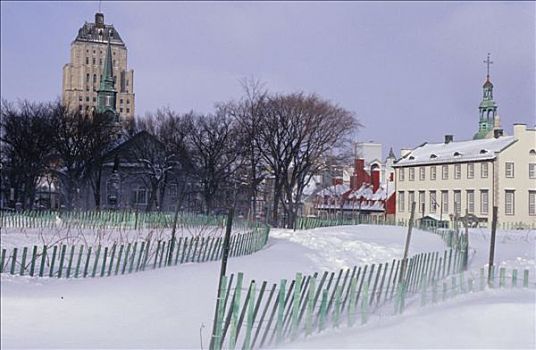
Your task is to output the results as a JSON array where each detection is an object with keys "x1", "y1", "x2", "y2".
[
  {"x1": 444, "y1": 135, "x2": 453, "y2": 144},
  {"x1": 371, "y1": 170, "x2": 380, "y2": 193},
  {"x1": 513, "y1": 123, "x2": 527, "y2": 138},
  {"x1": 493, "y1": 129, "x2": 504, "y2": 138},
  {"x1": 95, "y1": 13, "x2": 105, "y2": 28}
]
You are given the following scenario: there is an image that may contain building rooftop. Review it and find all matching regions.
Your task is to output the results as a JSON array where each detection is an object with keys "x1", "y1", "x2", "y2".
[
  {"x1": 74, "y1": 13, "x2": 125, "y2": 47},
  {"x1": 393, "y1": 135, "x2": 516, "y2": 167}
]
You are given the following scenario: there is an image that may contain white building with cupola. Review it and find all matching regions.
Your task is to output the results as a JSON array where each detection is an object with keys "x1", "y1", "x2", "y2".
[{"x1": 393, "y1": 61, "x2": 535, "y2": 229}]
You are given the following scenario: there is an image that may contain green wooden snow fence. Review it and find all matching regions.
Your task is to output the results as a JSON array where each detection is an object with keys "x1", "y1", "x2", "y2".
[
  {"x1": 0, "y1": 224, "x2": 270, "y2": 279},
  {"x1": 211, "y1": 246, "x2": 489, "y2": 349},
  {"x1": 0, "y1": 210, "x2": 256, "y2": 231}
]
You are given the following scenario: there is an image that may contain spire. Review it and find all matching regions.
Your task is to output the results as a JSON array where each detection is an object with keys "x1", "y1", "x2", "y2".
[
  {"x1": 100, "y1": 36, "x2": 114, "y2": 92},
  {"x1": 474, "y1": 53, "x2": 499, "y2": 140},
  {"x1": 97, "y1": 33, "x2": 117, "y2": 116},
  {"x1": 387, "y1": 147, "x2": 396, "y2": 159}
]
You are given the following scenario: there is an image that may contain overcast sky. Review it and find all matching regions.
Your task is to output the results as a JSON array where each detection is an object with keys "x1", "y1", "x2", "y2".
[{"x1": 1, "y1": 1, "x2": 534, "y2": 158}]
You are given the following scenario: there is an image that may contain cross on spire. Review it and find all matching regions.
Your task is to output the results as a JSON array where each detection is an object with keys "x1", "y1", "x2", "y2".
[
  {"x1": 98, "y1": 0, "x2": 102, "y2": 13},
  {"x1": 484, "y1": 53, "x2": 493, "y2": 79}
]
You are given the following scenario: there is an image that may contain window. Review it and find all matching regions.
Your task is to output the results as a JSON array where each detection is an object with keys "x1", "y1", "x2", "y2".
[
  {"x1": 86, "y1": 86, "x2": 90, "y2": 91},
  {"x1": 466, "y1": 190, "x2": 475, "y2": 214},
  {"x1": 481, "y1": 163, "x2": 489, "y2": 178},
  {"x1": 480, "y1": 190, "x2": 489, "y2": 215},
  {"x1": 99, "y1": 58, "x2": 102, "y2": 65},
  {"x1": 530, "y1": 163, "x2": 536, "y2": 179},
  {"x1": 399, "y1": 169, "x2": 405, "y2": 182},
  {"x1": 79, "y1": 96, "x2": 83, "y2": 102},
  {"x1": 398, "y1": 191, "x2": 405, "y2": 212},
  {"x1": 505, "y1": 190, "x2": 515, "y2": 215},
  {"x1": 441, "y1": 191, "x2": 448, "y2": 214},
  {"x1": 86, "y1": 73, "x2": 90, "y2": 83},
  {"x1": 418, "y1": 191, "x2": 425, "y2": 214},
  {"x1": 133, "y1": 187, "x2": 147, "y2": 205},
  {"x1": 93, "y1": 74, "x2": 97, "y2": 83},
  {"x1": 429, "y1": 191, "x2": 437, "y2": 213},
  {"x1": 454, "y1": 190, "x2": 461, "y2": 214},
  {"x1": 86, "y1": 96, "x2": 89, "y2": 102},
  {"x1": 120, "y1": 98, "x2": 124, "y2": 104},
  {"x1": 467, "y1": 164, "x2": 474, "y2": 179},
  {"x1": 86, "y1": 57, "x2": 89, "y2": 64},
  {"x1": 409, "y1": 168, "x2": 415, "y2": 181},
  {"x1": 79, "y1": 105, "x2": 83, "y2": 111},
  {"x1": 127, "y1": 99, "x2": 130, "y2": 104},
  {"x1": 408, "y1": 191, "x2": 415, "y2": 210},
  {"x1": 126, "y1": 108, "x2": 130, "y2": 113},
  {"x1": 530, "y1": 191, "x2": 536, "y2": 216},
  {"x1": 430, "y1": 166, "x2": 436, "y2": 180},
  {"x1": 126, "y1": 79, "x2": 129, "y2": 86},
  {"x1": 93, "y1": 97, "x2": 96, "y2": 102},
  {"x1": 419, "y1": 167, "x2": 425, "y2": 181},
  {"x1": 505, "y1": 162, "x2": 514, "y2": 178},
  {"x1": 120, "y1": 108, "x2": 123, "y2": 113},
  {"x1": 442, "y1": 165, "x2": 449, "y2": 180},
  {"x1": 92, "y1": 57, "x2": 96, "y2": 65},
  {"x1": 454, "y1": 164, "x2": 461, "y2": 179}
]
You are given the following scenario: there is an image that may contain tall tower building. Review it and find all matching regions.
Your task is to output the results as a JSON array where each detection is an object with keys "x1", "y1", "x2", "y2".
[
  {"x1": 62, "y1": 12, "x2": 135, "y2": 121},
  {"x1": 474, "y1": 53, "x2": 501, "y2": 139}
]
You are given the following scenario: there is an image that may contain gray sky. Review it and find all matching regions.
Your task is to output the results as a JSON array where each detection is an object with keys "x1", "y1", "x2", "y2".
[{"x1": 1, "y1": 1, "x2": 534, "y2": 158}]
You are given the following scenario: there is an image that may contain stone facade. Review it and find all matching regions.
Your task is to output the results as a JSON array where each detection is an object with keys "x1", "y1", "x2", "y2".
[{"x1": 62, "y1": 13, "x2": 134, "y2": 121}]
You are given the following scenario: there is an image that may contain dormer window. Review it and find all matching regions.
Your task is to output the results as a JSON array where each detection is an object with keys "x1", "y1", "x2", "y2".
[
  {"x1": 409, "y1": 156, "x2": 415, "y2": 160},
  {"x1": 430, "y1": 154, "x2": 437, "y2": 159},
  {"x1": 453, "y1": 152, "x2": 462, "y2": 157},
  {"x1": 480, "y1": 149, "x2": 488, "y2": 154}
]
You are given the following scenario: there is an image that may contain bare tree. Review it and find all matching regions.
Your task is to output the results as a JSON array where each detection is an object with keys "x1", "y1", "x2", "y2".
[
  {"x1": 1, "y1": 99, "x2": 56, "y2": 209},
  {"x1": 257, "y1": 93, "x2": 359, "y2": 227},
  {"x1": 186, "y1": 110, "x2": 245, "y2": 214},
  {"x1": 222, "y1": 78, "x2": 269, "y2": 219}
]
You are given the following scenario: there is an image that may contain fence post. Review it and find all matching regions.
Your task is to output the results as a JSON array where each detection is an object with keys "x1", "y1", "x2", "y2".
[
  {"x1": 499, "y1": 267, "x2": 505, "y2": 288},
  {"x1": 488, "y1": 206, "x2": 498, "y2": 283},
  {"x1": 523, "y1": 270, "x2": 529, "y2": 288}
]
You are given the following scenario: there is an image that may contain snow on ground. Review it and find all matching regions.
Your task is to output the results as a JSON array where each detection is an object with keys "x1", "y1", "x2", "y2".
[
  {"x1": 283, "y1": 288, "x2": 536, "y2": 349},
  {"x1": 1, "y1": 225, "x2": 535, "y2": 349}
]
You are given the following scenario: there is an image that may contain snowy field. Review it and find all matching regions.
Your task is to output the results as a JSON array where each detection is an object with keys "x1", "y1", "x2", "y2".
[{"x1": 1, "y1": 224, "x2": 535, "y2": 349}]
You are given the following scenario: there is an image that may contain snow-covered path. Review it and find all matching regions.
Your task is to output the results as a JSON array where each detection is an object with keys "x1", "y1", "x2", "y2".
[{"x1": 1, "y1": 225, "x2": 534, "y2": 349}]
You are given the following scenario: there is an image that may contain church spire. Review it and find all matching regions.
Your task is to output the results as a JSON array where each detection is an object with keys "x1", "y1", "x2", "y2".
[
  {"x1": 474, "y1": 53, "x2": 499, "y2": 140},
  {"x1": 97, "y1": 34, "x2": 118, "y2": 118}
]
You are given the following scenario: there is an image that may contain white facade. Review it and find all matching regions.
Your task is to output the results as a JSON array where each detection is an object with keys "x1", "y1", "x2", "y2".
[{"x1": 393, "y1": 124, "x2": 536, "y2": 228}]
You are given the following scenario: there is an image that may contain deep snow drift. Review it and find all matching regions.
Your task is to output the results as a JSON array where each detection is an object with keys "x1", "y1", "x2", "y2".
[{"x1": 1, "y1": 225, "x2": 535, "y2": 349}]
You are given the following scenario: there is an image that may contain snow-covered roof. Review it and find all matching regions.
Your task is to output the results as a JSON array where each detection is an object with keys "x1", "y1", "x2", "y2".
[
  {"x1": 315, "y1": 184, "x2": 350, "y2": 197},
  {"x1": 393, "y1": 136, "x2": 516, "y2": 167}
]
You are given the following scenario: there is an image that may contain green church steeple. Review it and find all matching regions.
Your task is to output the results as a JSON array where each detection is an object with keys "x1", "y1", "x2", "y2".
[
  {"x1": 474, "y1": 53, "x2": 498, "y2": 139},
  {"x1": 97, "y1": 34, "x2": 118, "y2": 119}
]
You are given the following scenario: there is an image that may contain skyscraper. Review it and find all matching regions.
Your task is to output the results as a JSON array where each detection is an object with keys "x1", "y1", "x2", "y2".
[{"x1": 62, "y1": 12, "x2": 135, "y2": 121}]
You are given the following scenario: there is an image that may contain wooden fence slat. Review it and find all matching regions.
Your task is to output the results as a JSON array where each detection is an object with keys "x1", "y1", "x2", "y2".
[
  {"x1": 49, "y1": 246, "x2": 57, "y2": 277},
  {"x1": 30, "y1": 245, "x2": 38, "y2": 277},
  {"x1": 75, "y1": 245, "x2": 83, "y2": 278},
  {"x1": 83, "y1": 246, "x2": 92, "y2": 278},
  {"x1": 91, "y1": 245, "x2": 101, "y2": 278},
  {"x1": 251, "y1": 283, "x2": 276, "y2": 349},
  {"x1": 57, "y1": 245, "x2": 66, "y2": 278}
]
